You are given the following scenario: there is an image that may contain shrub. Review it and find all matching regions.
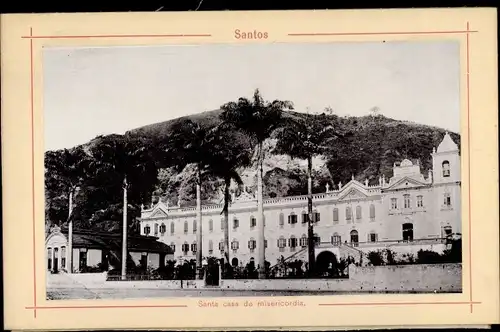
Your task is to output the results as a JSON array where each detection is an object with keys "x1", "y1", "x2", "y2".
[
  {"x1": 385, "y1": 249, "x2": 397, "y2": 265},
  {"x1": 417, "y1": 250, "x2": 443, "y2": 264},
  {"x1": 367, "y1": 251, "x2": 384, "y2": 266}
]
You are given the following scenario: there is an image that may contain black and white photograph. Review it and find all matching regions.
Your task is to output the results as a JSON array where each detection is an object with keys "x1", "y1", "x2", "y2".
[{"x1": 44, "y1": 41, "x2": 463, "y2": 300}]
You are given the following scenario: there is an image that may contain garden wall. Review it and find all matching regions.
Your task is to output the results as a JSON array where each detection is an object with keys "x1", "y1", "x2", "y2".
[{"x1": 221, "y1": 263, "x2": 462, "y2": 293}]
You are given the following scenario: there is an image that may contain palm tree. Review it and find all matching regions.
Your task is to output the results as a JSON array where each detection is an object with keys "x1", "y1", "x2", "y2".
[
  {"x1": 220, "y1": 89, "x2": 293, "y2": 279},
  {"x1": 89, "y1": 135, "x2": 157, "y2": 280},
  {"x1": 166, "y1": 119, "x2": 215, "y2": 280},
  {"x1": 274, "y1": 111, "x2": 344, "y2": 276},
  {"x1": 206, "y1": 124, "x2": 253, "y2": 277},
  {"x1": 45, "y1": 146, "x2": 90, "y2": 273}
]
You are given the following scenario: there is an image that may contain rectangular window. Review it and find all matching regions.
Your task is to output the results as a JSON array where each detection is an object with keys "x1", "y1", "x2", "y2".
[
  {"x1": 219, "y1": 242, "x2": 224, "y2": 251},
  {"x1": 313, "y1": 212, "x2": 320, "y2": 223},
  {"x1": 233, "y1": 218, "x2": 239, "y2": 229},
  {"x1": 193, "y1": 221, "x2": 197, "y2": 234},
  {"x1": 61, "y1": 247, "x2": 66, "y2": 269},
  {"x1": 191, "y1": 243, "x2": 197, "y2": 253},
  {"x1": 288, "y1": 214, "x2": 298, "y2": 224},
  {"x1": 391, "y1": 198, "x2": 398, "y2": 209},
  {"x1": 332, "y1": 235, "x2": 341, "y2": 246},
  {"x1": 333, "y1": 208, "x2": 339, "y2": 223},
  {"x1": 444, "y1": 193, "x2": 452, "y2": 206},
  {"x1": 250, "y1": 217, "x2": 256, "y2": 228},
  {"x1": 369, "y1": 233, "x2": 378, "y2": 242},
  {"x1": 302, "y1": 213, "x2": 307, "y2": 223},
  {"x1": 221, "y1": 219, "x2": 225, "y2": 230},
  {"x1": 404, "y1": 194, "x2": 411, "y2": 209},
  {"x1": 417, "y1": 195, "x2": 423, "y2": 207}
]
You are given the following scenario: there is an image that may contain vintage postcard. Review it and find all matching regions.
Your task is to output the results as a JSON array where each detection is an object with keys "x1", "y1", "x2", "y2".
[{"x1": 1, "y1": 8, "x2": 499, "y2": 330}]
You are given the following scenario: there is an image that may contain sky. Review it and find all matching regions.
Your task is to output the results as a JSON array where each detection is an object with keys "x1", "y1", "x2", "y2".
[{"x1": 43, "y1": 41, "x2": 460, "y2": 152}]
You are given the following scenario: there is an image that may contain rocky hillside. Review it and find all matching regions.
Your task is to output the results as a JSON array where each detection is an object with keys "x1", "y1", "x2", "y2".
[{"x1": 126, "y1": 110, "x2": 460, "y2": 207}]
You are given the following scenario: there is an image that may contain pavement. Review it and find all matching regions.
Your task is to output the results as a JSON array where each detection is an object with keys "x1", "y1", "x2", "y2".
[{"x1": 45, "y1": 272, "x2": 446, "y2": 300}]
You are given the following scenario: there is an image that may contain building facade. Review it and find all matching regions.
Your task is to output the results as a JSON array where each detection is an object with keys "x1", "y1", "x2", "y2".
[{"x1": 140, "y1": 133, "x2": 461, "y2": 268}]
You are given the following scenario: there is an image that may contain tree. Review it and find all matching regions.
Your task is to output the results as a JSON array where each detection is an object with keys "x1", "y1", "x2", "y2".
[
  {"x1": 45, "y1": 146, "x2": 91, "y2": 273},
  {"x1": 165, "y1": 119, "x2": 216, "y2": 280},
  {"x1": 274, "y1": 111, "x2": 344, "y2": 276},
  {"x1": 207, "y1": 124, "x2": 253, "y2": 277},
  {"x1": 88, "y1": 134, "x2": 159, "y2": 280},
  {"x1": 220, "y1": 89, "x2": 293, "y2": 279}
]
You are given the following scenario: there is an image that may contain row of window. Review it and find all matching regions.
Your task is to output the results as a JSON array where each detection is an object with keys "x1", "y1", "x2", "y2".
[
  {"x1": 143, "y1": 205, "x2": 378, "y2": 236},
  {"x1": 143, "y1": 191, "x2": 454, "y2": 236}
]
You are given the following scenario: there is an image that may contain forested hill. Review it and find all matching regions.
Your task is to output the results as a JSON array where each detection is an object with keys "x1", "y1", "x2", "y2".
[
  {"x1": 45, "y1": 108, "x2": 460, "y2": 235},
  {"x1": 125, "y1": 109, "x2": 460, "y2": 203}
]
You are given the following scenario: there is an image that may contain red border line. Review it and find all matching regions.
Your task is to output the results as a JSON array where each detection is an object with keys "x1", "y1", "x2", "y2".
[
  {"x1": 21, "y1": 34, "x2": 211, "y2": 39},
  {"x1": 319, "y1": 301, "x2": 481, "y2": 306},
  {"x1": 288, "y1": 30, "x2": 478, "y2": 36},
  {"x1": 29, "y1": 26, "x2": 37, "y2": 320},
  {"x1": 466, "y1": 21, "x2": 473, "y2": 314},
  {"x1": 26, "y1": 304, "x2": 188, "y2": 310},
  {"x1": 27, "y1": 25, "x2": 478, "y2": 316}
]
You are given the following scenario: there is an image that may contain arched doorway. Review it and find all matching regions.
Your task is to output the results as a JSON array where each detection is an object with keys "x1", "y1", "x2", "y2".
[
  {"x1": 231, "y1": 257, "x2": 239, "y2": 268},
  {"x1": 350, "y1": 230, "x2": 359, "y2": 247},
  {"x1": 315, "y1": 251, "x2": 338, "y2": 277}
]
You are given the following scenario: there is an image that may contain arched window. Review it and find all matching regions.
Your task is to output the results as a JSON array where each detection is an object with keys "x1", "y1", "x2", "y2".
[
  {"x1": 350, "y1": 230, "x2": 359, "y2": 246},
  {"x1": 442, "y1": 225, "x2": 453, "y2": 237},
  {"x1": 332, "y1": 208, "x2": 339, "y2": 223},
  {"x1": 355, "y1": 206, "x2": 362, "y2": 220},
  {"x1": 402, "y1": 223, "x2": 414, "y2": 241},
  {"x1": 332, "y1": 233, "x2": 341, "y2": 246},
  {"x1": 442, "y1": 161, "x2": 450, "y2": 177},
  {"x1": 170, "y1": 222, "x2": 175, "y2": 235},
  {"x1": 346, "y1": 207, "x2": 352, "y2": 222},
  {"x1": 209, "y1": 219, "x2": 213, "y2": 232},
  {"x1": 183, "y1": 221, "x2": 188, "y2": 234},
  {"x1": 369, "y1": 204, "x2": 375, "y2": 220},
  {"x1": 144, "y1": 225, "x2": 151, "y2": 235},
  {"x1": 300, "y1": 234, "x2": 308, "y2": 248},
  {"x1": 154, "y1": 223, "x2": 159, "y2": 236},
  {"x1": 219, "y1": 240, "x2": 225, "y2": 252},
  {"x1": 279, "y1": 213, "x2": 285, "y2": 227},
  {"x1": 47, "y1": 248, "x2": 52, "y2": 270},
  {"x1": 208, "y1": 240, "x2": 213, "y2": 254},
  {"x1": 250, "y1": 215, "x2": 256, "y2": 228},
  {"x1": 288, "y1": 236, "x2": 298, "y2": 251},
  {"x1": 288, "y1": 212, "x2": 298, "y2": 224},
  {"x1": 160, "y1": 223, "x2": 166, "y2": 234},
  {"x1": 220, "y1": 218, "x2": 225, "y2": 230},
  {"x1": 192, "y1": 220, "x2": 197, "y2": 233}
]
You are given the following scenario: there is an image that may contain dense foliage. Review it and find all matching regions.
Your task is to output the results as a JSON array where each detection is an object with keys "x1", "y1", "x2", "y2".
[{"x1": 45, "y1": 90, "x2": 460, "y2": 235}]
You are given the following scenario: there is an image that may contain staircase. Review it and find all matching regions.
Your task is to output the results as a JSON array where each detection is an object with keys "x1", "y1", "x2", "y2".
[
  {"x1": 338, "y1": 243, "x2": 368, "y2": 265},
  {"x1": 269, "y1": 247, "x2": 308, "y2": 274}
]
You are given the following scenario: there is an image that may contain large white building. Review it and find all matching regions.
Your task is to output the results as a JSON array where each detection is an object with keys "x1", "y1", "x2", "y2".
[{"x1": 139, "y1": 133, "x2": 461, "y2": 269}]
